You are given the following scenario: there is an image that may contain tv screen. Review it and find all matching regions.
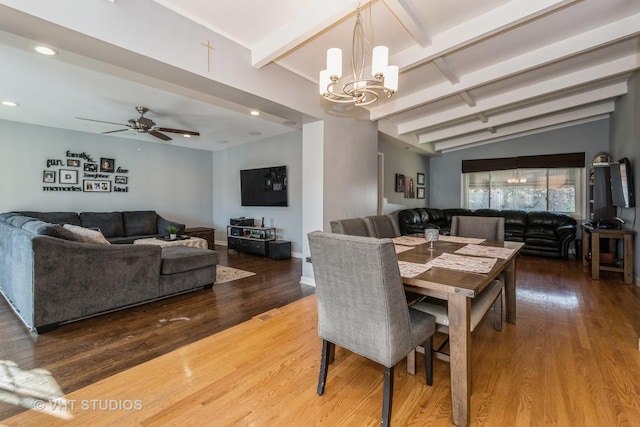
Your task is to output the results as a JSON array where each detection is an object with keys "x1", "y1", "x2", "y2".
[
  {"x1": 610, "y1": 158, "x2": 635, "y2": 208},
  {"x1": 240, "y1": 166, "x2": 288, "y2": 207}
]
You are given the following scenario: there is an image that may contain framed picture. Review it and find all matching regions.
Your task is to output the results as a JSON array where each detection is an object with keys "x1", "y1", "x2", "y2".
[
  {"x1": 395, "y1": 174, "x2": 405, "y2": 192},
  {"x1": 83, "y1": 179, "x2": 111, "y2": 192},
  {"x1": 417, "y1": 187, "x2": 425, "y2": 199},
  {"x1": 100, "y1": 158, "x2": 115, "y2": 173},
  {"x1": 43, "y1": 170, "x2": 56, "y2": 183},
  {"x1": 405, "y1": 178, "x2": 415, "y2": 198},
  {"x1": 59, "y1": 169, "x2": 78, "y2": 184},
  {"x1": 417, "y1": 173, "x2": 425, "y2": 186},
  {"x1": 84, "y1": 163, "x2": 98, "y2": 172},
  {"x1": 67, "y1": 159, "x2": 80, "y2": 167},
  {"x1": 115, "y1": 176, "x2": 128, "y2": 185}
]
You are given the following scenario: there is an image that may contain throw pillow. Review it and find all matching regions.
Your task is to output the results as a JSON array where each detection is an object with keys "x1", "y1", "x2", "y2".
[{"x1": 63, "y1": 224, "x2": 111, "y2": 245}]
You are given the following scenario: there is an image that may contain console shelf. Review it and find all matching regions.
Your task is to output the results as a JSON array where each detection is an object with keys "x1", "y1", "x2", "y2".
[{"x1": 227, "y1": 225, "x2": 276, "y2": 257}]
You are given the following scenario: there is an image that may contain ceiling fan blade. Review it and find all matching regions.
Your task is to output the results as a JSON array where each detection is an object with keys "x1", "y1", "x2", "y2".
[
  {"x1": 101, "y1": 128, "x2": 130, "y2": 134},
  {"x1": 158, "y1": 127, "x2": 200, "y2": 136},
  {"x1": 149, "y1": 130, "x2": 172, "y2": 141},
  {"x1": 77, "y1": 117, "x2": 125, "y2": 126}
]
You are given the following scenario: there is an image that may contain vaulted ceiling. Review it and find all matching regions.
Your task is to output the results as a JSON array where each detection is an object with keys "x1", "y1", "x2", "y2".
[{"x1": 1, "y1": 0, "x2": 639, "y2": 154}]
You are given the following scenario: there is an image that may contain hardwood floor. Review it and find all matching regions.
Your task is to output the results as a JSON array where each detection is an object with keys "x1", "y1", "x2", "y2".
[{"x1": 2, "y1": 253, "x2": 640, "y2": 426}]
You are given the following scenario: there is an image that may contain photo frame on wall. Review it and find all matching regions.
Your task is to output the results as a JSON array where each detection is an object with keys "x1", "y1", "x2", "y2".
[
  {"x1": 417, "y1": 187, "x2": 425, "y2": 199},
  {"x1": 67, "y1": 159, "x2": 80, "y2": 167},
  {"x1": 84, "y1": 163, "x2": 98, "y2": 172},
  {"x1": 115, "y1": 176, "x2": 128, "y2": 185},
  {"x1": 417, "y1": 173, "x2": 425, "y2": 186},
  {"x1": 84, "y1": 180, "x2": 112, "y2": 192},
  {"x1": 395, "y1": 174, "x2": 405, "y2": 192},
  {"x1": 100, "y1": 158, "x2": 115, "y2": 173},
  {"x1": 43, "y1": 170, "x2": 55, "y2": 183},
  {"x1": 59, "y1": 169, "x2": 78, "y2": 184}
]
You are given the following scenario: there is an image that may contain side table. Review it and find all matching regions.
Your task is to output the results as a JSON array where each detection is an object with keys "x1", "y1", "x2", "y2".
[
  {"x1": 581, "y1": 225, "x2": 635, "y2": 284},
  {"x1": 184, "y1": 227, "x2": 216, "y2": 250}
]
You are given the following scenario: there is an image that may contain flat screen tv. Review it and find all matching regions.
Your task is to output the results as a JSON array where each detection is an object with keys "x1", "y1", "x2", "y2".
[
  {"x1": 240, "y1": 166, "x2": 288, "y2": 207},
  {"x1": 610, "y1": 157, "x2": 635, "y2": 208}
]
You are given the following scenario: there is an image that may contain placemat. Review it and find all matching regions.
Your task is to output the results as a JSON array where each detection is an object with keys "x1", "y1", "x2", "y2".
[
  {"x1": 454, "y1": 244, "x2": 515, "y2": 259},
  {"x1": 427, "y1": 252, "x2": 497, "y2": 274},
  {"x1": 398, "y1": 261, "x2": 431, "y2": 278},
  {"x1": 392, "y1": 236, "x2": 426, "y2": 246}
]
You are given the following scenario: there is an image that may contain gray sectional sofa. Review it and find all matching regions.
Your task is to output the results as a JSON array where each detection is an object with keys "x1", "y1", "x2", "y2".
[{"x1": 0, "y1": 211, "x2": 218, "y2": 333}]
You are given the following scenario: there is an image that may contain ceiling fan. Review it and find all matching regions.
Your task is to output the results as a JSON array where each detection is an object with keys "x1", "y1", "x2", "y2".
[{"x1": 77, "y1": 106, "x2": 200, "y2": 141}]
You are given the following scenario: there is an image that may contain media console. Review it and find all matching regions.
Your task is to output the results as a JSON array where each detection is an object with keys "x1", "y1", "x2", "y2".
[{"x1": 227, "y1": 224, "x2": 276, "y2": 257}]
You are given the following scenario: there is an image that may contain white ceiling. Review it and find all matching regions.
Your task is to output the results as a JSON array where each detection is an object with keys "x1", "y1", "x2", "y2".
[{"x1": 1, "y1": 0, "x2": 639, "y2": 154}]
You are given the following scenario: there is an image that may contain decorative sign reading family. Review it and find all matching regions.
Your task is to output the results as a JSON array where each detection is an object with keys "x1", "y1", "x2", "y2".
[{"x1": 42, "y1": 150, "x2": 129, "y2": 193}]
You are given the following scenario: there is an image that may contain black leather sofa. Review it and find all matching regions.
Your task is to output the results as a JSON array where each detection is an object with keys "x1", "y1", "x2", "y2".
[{"x1": 397, "y1": 208, "x2": 577, "y2": 259}]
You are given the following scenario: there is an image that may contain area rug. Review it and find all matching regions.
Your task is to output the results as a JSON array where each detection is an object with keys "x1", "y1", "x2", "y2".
[{"x1": 215, "y1": 265, "x2": 256, "y2": 284}]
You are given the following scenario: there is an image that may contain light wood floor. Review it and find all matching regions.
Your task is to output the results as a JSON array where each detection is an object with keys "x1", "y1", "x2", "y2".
[{"x1": 3, "y1": 255, "x2": 640, "y2": 426}]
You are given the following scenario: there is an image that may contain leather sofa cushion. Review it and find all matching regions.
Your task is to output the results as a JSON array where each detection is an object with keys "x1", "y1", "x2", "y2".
[
  {"x1": 160, "y1": 246, "x2": 218, "y2": 275},
  {"x1": 444, "y1": 208, "x2": 473, "y2": 221},
  {"x1": 18, "y1": 211, "x2": 81, "y2": 226},
  {"x1": 122, "y1": 211, "x2": 158, "y2": 236},
  {"x1": 80, "y1": 212, "x2": 124, "y2": 238},
  {"x1": 414, "y1": 208, "x2": 429, "y2": 223},
  {"x1": 473, "y1": 209, "x2": 501, "y2": 217}
]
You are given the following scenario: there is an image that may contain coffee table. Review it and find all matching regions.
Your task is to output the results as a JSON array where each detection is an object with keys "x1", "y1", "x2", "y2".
[{"x1": 133, "y1": 236, "x2": 208, "y2": 249}]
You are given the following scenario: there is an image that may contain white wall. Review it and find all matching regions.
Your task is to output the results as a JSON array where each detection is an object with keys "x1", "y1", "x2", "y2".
[
  {"x1": 211, "y1": 130, "x2": 303, "y2": 255},
  {"x1": 0, "y1": 119, "x2": 213, "y2": 227}
]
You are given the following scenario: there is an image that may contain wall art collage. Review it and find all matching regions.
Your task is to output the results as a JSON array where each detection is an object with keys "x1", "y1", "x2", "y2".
[
  {"x1": 395, "y1": 172, "x2": 425, "y2": 199},
  {"x1": 42, "y1": 150, "x2": 129, "y2": 193}
]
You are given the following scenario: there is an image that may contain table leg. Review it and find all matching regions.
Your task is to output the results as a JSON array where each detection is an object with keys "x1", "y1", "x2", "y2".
[
  {"x1": 582, "y1": 227, "x2": 589, "y2": 267},
  {"x1": 448, "y1": 293, "x2": 471, "y2": 427},
  {"x1": 623, "y1": 234, "x2": 633, "y2": 284},
  {"x1": 504, "y1": 258, "x2": 517, "y2": 324},
  {"x1": 592, "y1": 232, "x2": 600, "y2": 280}
]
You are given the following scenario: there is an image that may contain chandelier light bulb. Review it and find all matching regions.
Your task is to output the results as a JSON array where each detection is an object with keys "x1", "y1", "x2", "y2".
[
  {"x1": 371, "y1": 46, "x2": 388, "y2": 77},
  {"x1": 384, "y1": 65, "x2": 399, "y2": 92},
  {"x1": 319, "y1": 70, "x2": 331, "y2": 95},
  {"x1": 326, "y1": 48, "x2": 342, "y2": 79}
]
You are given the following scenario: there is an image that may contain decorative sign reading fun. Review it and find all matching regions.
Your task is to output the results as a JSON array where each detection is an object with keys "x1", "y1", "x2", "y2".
[{"x1": 42, "y1": 150, "x2": 129, "y2": 193}]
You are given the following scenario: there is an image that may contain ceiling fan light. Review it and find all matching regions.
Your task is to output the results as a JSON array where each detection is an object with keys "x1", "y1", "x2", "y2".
[
  {"x1": 383, "y1": 65, "x2": 399, "y2": 92},
  {"x1": 326, "y1": 48, "x2": 342, "y2": 79},
  {"x1": 371, "y1": 46, "x2": 388, "y2": 77}
]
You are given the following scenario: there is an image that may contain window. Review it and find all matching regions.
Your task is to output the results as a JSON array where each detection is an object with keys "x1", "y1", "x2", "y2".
[{"x1": 463, "y1": 168, "x2": 584, "y2": 217}]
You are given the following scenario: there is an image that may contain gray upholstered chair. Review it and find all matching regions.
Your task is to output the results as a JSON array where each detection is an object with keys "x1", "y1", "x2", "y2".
[
  {"x1": 450, "y1": 215, "x2": 505, "y2": 241},
  {"x1": 408, "y1": 216, "x2": 505, "y2": 371},
  {"x1": 329, "y1": 217, "x2": 371, "y2": 237},
  {"x1": 364, "y1": 214, "x2": 401, "y2": 238},
  {"x1": 308, "y1": 231, "x2": 436, "y2": 427}
]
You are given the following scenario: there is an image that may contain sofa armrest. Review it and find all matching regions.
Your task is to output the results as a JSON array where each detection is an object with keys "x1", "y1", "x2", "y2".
[
  {"x1": 157, "y1": 215, "x2": 186, "y2": 235},
  {"x1": 555, "y1": 224, "x2": 576, "y2": 237}
]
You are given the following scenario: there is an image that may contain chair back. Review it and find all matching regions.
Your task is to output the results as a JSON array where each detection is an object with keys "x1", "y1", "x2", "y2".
[
  {"x1": 308, "y1": 231, "x2": 413, "y2": 367},
  {"x1": 364, "y1": 215, "x2": 400, "y2": 238},
  {"x1": 329, "y1": 218, "x2": 371, "y2": 237},
  {"x1": 450, "y1": 215, "x2": 505, "y2": 241}
]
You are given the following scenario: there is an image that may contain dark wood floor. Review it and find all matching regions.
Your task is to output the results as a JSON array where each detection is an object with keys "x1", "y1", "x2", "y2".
[{"x1": 0, "y1": 249, "x2": 314, "y2": 421}]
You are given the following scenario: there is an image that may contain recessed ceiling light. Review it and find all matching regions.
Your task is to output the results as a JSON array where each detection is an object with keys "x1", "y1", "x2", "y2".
[
  {"x1": 183, "y1": 134, "x2": 191, "y2": 138},
  {"x1": 1, "y1": 101, "x2": 18, "y2": 107},
  {"x1": 35, "y1": 46, "x2": 58, "y2": 56},
  {"x1": 250, "y1": 110, "x2": 260, "y2": 116}
]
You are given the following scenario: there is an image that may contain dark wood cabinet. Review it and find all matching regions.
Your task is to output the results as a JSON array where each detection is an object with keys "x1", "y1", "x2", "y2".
[
  {"x1": 184, "y1": 227, "x2": 216, "y2": 250},
  {"x1": 227, "y1": 225, "x2": 276, "y2": 257}
]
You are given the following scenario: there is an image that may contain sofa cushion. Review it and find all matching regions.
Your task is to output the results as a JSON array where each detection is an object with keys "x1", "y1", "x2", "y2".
[
  {"x1": 63, "y1": 224, "x2": 111, "y2": 245},
  {"x1": 20, "y1": 220, "x2": 85, "y2": 242},
  {"x1": 6, "y1": 215, "x2": 37, "y2": 228},
  {"x1": 122, "y1": 211, "x2": 158, "y2": 236},
  {"x1": 160, "y1": 246, "x2": 218, "y2": 275},
  {"x1": 80, "y1": 212, "x2": 124, "y2": 238},
  {"x1": 18, "y1": 211, "x2": 81, "y2": 226}
]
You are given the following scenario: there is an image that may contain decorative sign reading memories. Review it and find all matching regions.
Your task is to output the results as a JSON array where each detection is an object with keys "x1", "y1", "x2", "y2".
[{"x1": 42, "y1": 150, "x2": 129, "y2": 193}]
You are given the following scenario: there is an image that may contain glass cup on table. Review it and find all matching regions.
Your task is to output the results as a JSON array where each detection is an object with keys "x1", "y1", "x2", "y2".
[{"x1": 424, "y1": 228, "x2": 439, "y2": 250}]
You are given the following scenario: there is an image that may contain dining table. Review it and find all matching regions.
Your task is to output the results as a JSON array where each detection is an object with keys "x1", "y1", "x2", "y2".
[{"x1": 394, "y1": 235, "x2": 524, "y2": 427}]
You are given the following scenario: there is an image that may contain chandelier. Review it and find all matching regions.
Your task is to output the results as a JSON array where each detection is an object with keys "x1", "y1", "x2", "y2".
[{"x1": 319, "y1": 6, "x2": 398, "y2": 107}]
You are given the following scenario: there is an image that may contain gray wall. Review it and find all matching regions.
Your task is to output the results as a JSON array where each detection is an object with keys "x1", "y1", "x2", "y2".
[
  {"x1": 379, "y1": 136, "x2": 430, "y2": 211},
  {"x1": 610, "y1": 71, "x2": 640, "y2": 283},
  {"x1": 211, "y1": 130, "x2": 303, "y2": 255},
  {"x1": 0, "y1": 119, "x2": 213, "y2": 226},
  {"x1": 429, "y1": 119, "x2": 610, "y2": 208}
]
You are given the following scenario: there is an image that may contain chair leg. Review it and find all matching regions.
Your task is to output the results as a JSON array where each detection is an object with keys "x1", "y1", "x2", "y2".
[
  {"x1": 382, "y1": 366, "x2": 394, "y2": 427},
  {"x1": 317, "y1": 340, "x2": 332, "y2": 396},
  {"x1": 424, "y1": 335, "x2": 433, "y2": 386},
  {"x1": 494, "y1": 289, "x2": 504, "y2": 331}
]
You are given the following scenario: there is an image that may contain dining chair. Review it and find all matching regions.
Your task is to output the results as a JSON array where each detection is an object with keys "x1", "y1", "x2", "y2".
[
  {"x1": 450, "y1": 215, "x2": 505, "y2": 241},
  {"x1": 364, "y1": 214, "x2": 401, "y2": 238},
  {"x1": 329, "y1": 217, "x2": 371, "y2": 237},
  {"x1": 308, "y1": 231, "x2": 436, "y2": 427},
  {"x1": 408, "y1": 216, "x2": 505, "y2": 372}
]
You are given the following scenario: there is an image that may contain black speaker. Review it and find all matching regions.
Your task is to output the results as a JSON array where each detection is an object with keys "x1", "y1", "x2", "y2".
[
  {"x1": 268, "y1": 240, "x2": 291, "y2": 260},
  {"x1": 230, "y1": 217, "x2": 254, "y2": 226}
]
